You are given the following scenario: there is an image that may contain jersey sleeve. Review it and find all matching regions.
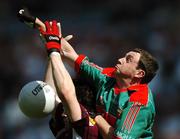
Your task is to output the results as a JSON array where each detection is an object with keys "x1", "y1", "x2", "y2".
[
  {"x1": 113, "y1": 102, "x2": 154, "y2": 139},
  {"x1": 75, "y1": 55, "x2": 108, "y2": 90}
]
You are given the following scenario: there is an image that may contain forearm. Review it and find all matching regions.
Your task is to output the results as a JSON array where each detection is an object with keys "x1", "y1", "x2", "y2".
[
  {"x1": 38, "y1": 20, "x2": 81, "y2": 122},
  {"x1": 50, "y1": 52, "x2": 82, "y2": 122},
  {"x1": 44, "y1": 60, "x2": 57, "y2": 94},
  {"x1": 44, "y1": 59, "x2": 61, "y2": 105},
  {"x1": 95, "y1": 115, "x2": 114, "y2": 139},
  {"x1": 50, "y1": 53, "x2": 70, "y2": 91}
]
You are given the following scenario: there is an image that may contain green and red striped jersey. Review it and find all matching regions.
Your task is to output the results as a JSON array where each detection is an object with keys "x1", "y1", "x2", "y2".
[{"x1": 75, "y1": 55, "x2": 155, "y2": 139}]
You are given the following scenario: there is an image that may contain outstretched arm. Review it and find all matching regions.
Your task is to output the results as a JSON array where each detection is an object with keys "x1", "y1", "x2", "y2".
[
  {"x1": 50, "y1": 52, "x2": 81, "y2": 121},
  {"x1": 44, "y1": 36, "x2": 75, "y2": 105},
  {"x1": 44, "y1": 59, "x2": 61, "y2": 105},
  {"x1": 39, "y1": 20, "x2": 82, "y2": 122}
]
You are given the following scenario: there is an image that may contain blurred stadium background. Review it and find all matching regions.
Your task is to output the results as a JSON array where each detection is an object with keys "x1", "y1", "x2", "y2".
[{"x1": 0, "y1": 0, "x2": 180, "y2": 138}]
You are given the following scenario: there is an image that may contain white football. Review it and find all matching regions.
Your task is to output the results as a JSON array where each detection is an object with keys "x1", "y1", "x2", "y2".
[{"x1": 18, "y1": 80, "x2": 56, "y2": 118}]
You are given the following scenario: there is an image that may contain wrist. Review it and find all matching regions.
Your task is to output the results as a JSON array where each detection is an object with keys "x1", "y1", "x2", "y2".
[
  {"x1": 46, "y1": 41, "x2": 61, "y2": 49},
  {"x1": 74, "y1": 54, "x2": 86, "y2": 72},
  {"x1": 49, "y1": 51, "x2": 61, "y2": 58},
  {"x1": 46, "y1": 42, "x2": 61, "y2": 56}
]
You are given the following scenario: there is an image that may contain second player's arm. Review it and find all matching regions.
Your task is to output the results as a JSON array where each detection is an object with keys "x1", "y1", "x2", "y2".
[
  {"x1": 95, "y1": 115, "x2": 114, "y2": 139},
  {"x1": 50, "y1": 52, "x2": 82, "y2": 122}
]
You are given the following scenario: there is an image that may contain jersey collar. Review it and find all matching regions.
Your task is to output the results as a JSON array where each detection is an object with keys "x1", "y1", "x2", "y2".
[
  {"x1": 128, "y1": 84, "x2": 148, "y2": 106},
  {"x1": 114, "y1": 84, "x2": 149, "y2": 106}
]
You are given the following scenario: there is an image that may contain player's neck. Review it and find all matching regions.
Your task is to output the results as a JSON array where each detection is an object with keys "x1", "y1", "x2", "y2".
[{"x1": 116, "y1": 77, "x2": 140, "y2": 89}]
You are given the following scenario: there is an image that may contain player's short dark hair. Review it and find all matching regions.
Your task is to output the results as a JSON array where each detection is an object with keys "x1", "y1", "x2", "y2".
[{"x1": 133, "y1": 48, "x2": 159, "y2": 84}]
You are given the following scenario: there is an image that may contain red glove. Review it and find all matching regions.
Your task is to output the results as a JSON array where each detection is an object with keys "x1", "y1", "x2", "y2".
[{"x1": 39, "y1": 20, "x2": 61, "y2": 55}]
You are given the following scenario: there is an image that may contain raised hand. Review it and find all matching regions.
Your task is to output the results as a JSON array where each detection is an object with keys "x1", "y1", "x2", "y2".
[{"x1": 39, "y1": 20, "x2": 61, "y2": 55}]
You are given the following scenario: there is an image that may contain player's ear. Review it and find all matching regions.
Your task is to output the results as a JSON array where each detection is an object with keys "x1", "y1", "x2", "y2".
[{"x1": 134, "y1": 69, "x2": 145, "y2": 78}]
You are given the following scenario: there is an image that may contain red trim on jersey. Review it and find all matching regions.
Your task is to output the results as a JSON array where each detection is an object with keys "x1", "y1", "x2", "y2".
[
  {"x1": 114, "y1": 84, "x2": 128, "y2": 95},
  {"x1": 74, "y1": 54, "x2": 86, "y2": 72},
  {"x1": 102, "y1": 67, "x2": 116, "y2": 77},
  {"x1": 122, "y1": 104, "x2": 134, "y2": 131},
  {"x1": 125, "y1": 105, "x2": 140, "y2": 132},
  {"x1": 126, "y1": 106, "x2": 139, "y2": 131},
  {"x1": 128, "y1": 106, "x2": 141, "y2": 132},
  {"x1": 128, "y1": 84, "x2": 148, "y2": 106},
  {"x1": 122, "y1": 104, "x2": 141, "y2": 133}
]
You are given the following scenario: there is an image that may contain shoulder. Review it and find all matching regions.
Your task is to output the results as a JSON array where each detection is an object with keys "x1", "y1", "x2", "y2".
[
  {"x1": 127, "y1": 84, "x2": 156, "y2": 116},
  {"x1": 128, "y1": 84, "x2": 150, "y2": 106}
]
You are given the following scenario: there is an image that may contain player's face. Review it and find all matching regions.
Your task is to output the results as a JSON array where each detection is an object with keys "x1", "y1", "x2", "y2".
[{"x1": 115, "y1": 51, "x2": 141, "y2": 78}]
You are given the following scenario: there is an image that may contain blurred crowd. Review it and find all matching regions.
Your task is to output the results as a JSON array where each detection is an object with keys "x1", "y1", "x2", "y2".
[{"x1": 0, "y1": 0, "x2": 180, "y2": 139}]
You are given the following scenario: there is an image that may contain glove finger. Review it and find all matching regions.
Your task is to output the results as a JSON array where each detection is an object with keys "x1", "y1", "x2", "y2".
[
  {"x1": 57, "y1": 22, "x2": 62, "y2": 38},
  {"x1": 50, "y1": 21, "x2": 52, "y2": 26},
  {"x1": 45, "y1": 21, "x2": 51, "y2": 33},
  {"x1": 52, "y1": 20, "x2": 59, "y2": 36},
  {"x1": 64, "y1": 35, "x2": 73, "y2": 41},
  {"x1": 39, "y1": 26, "x2": 46, "y2": 35}
]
